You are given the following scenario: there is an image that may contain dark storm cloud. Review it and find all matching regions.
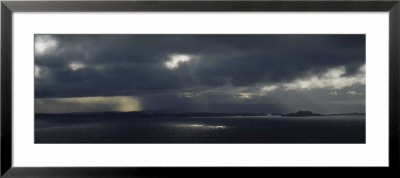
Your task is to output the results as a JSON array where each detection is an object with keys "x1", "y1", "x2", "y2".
[
  {"x1": 35, "y1": 34, "x2": 365, "y2": 113},
  {"x1": 35, "y1": 34, "x2": 365, "y2": 98}
]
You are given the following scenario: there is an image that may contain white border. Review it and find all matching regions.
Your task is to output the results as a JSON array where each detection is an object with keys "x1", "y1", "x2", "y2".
[{"x1": 13, "y1": 12, "x2": 389, "y2": 167}]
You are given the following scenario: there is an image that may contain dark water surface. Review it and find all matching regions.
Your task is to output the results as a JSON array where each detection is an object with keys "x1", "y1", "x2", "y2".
[{"x1": 35, "y1": 115, "x2": 365, "y2": 143}]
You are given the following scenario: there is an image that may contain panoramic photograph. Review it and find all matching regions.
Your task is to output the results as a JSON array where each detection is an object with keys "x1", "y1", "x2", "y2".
[{"x1": 34, "y1": 34, "x2": 365, "y2": 143}]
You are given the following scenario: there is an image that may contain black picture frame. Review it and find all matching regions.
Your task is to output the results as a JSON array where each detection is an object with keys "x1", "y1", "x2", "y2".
[{"x1": 1, "y1": 0, "x2": 399, "y2": 177}]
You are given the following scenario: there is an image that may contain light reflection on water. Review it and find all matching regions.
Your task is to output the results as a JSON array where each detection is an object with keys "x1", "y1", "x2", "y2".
[
  {"x1": 35, "y1": 115, "x2": 365, "y2": 143},
  {"x1": 174, "y1": 123, "x2": 227, "y2": 129}
]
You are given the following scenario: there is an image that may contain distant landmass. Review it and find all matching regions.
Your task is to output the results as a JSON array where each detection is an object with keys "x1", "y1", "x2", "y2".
[
  {"x1": 326, "y1": 112, "x2": 365, "y2": 116},
  {"x1": 35, "y1": 110, "x2": 365, "y2": 118},
  {"x1": 283, "y1": 111, "x2": 323, "y2": 117},
  {"x1": 282, "y1": 111, "x2": 365, "y2": 117}
]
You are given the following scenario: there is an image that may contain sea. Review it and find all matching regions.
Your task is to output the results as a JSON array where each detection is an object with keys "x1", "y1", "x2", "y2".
[{"x1": 35, "y1": 115, "x2": 365, "y2": 143}]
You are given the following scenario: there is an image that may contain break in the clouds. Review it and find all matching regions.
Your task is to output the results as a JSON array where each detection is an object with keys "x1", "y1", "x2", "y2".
[{"x1": 35, "y1": 34, "x2": 365, "y2": 114}]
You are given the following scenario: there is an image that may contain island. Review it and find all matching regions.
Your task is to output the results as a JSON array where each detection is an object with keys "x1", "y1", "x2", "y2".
[
  {"x1": 282, "y1": 111, "x2": 323, "y2": 117},
  {"x1": 327, "y1": 112, "x2": 365, "y2": 116}
]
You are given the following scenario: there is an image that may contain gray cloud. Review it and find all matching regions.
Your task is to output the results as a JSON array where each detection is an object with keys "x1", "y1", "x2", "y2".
[{"x1": 35, "y1": 34, "x2": 365, "y2": 113}]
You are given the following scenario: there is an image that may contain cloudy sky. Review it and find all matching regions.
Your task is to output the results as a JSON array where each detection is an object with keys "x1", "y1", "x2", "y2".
[{"x1": 34, "y1": 34, "x2": 365, "y2": 114}]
